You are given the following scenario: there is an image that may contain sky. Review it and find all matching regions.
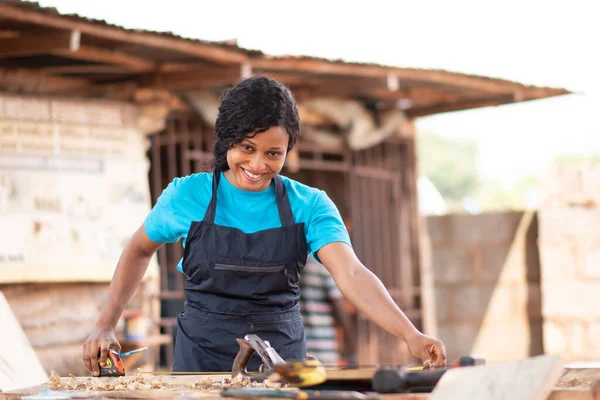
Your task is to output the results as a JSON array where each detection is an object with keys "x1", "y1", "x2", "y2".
[{"x1": 35, "y1": 0, "x2": 600, "y2": 185}]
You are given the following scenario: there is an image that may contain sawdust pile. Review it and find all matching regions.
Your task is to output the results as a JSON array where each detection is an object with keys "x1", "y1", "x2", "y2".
[
  {"x1": 48, "y1": 370, "x2": 285, "y2": 392},
  {"x1": 190, "y1": 375, "x2": 283, "y2": 390},
  {"x1": 555, "y1": 377, "x2": 593, "y2": 389},
  {"x1": 48, "y1": 370, "x2": 169, "y2": 392}
]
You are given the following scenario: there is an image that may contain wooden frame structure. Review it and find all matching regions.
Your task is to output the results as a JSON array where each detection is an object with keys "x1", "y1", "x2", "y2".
[
  {"x1": 0, "y1": 0, "x2": 571, "y2": 369},
  {"x1": 0, "y1": 2, "x2": 568, "y2": 114}
]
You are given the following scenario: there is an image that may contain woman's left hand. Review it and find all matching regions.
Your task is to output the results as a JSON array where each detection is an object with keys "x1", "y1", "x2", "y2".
[{"x1": 407, "y1": 333, "x2": 447, "y2": 368}]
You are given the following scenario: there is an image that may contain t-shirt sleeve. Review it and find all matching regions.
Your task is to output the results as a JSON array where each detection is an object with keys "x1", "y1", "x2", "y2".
[
  {"x1": 306, "y1": 191, "x2": 352, "y2": 256},
  {"x1": 144, "y1": 179, "x2": 185, "y2": 243}
]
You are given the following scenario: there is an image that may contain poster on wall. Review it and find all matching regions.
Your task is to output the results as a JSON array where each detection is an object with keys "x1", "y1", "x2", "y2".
[{"x1": 0, "y1": 116, "x2": 159, "y2": 283}]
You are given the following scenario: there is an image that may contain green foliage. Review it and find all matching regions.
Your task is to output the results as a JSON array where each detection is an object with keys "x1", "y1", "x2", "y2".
[
  {"x1": 552, "y1": 154, "x2": 600, "y2": 166},
  {"x1": 417, "y1": 130, "x2": 480, "y2": 204}
]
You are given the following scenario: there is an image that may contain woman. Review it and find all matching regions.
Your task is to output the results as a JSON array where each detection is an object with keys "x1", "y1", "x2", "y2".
[{"x1": 83, "y1": 76, "x2": 446, "y2": 375}]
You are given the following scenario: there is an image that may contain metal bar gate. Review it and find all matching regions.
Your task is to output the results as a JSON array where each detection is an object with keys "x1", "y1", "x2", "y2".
[{"x1": 147, "y1": 114, "x2": 423, "y2": 368}]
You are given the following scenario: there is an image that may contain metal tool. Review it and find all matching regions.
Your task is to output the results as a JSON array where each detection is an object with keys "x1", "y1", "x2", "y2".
[
  {"x1": 98, "y1": 346, "x2": 149, "y2": 377},
  {"x1": 221, "y1": 388, "x2": 377, "y2": 400},
  {"x1": 231, "y1": 334, "x2": 328, "y2": 387},
  {"x1": 232, "y1": 334, "x2": 286, "y2": 382},
  {"x1": 371, "y1": 355, "x2": 486, "y2": 393}
]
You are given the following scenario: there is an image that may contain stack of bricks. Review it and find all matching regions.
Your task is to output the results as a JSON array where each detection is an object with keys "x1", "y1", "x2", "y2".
[
  {"x1": 426, "y1": 211, "x2": 542, "y2": 362},
  {"x1": 538, "y1": 165, "x2": 600, "y2": 361}
]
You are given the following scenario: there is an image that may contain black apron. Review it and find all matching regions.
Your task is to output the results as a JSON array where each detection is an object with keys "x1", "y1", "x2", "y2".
[{"x1": 173, "y1": 172, "x2": 308, "y2": 372}]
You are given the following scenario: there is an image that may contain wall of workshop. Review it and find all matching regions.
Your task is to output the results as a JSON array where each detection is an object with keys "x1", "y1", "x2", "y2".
[
  {"x1": 0, "y1": 93, "x2": 160, "y2": 377},
  {"x1": 425, "y1": 211, "x2": 543, "y2": 363},
  {"x1": 0, "y1": 282, "x2": 156, "y2": 376},
  {"x1": 538, "y1": 165, "x2": 600, "y2": 362}
]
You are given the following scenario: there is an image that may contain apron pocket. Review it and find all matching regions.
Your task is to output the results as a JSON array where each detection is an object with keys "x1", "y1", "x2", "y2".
[{"x1": 213, "y1": 263, "x2": 288, "y2": 273}]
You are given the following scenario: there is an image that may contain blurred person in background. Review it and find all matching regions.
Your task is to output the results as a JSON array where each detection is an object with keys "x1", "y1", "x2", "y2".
[{"x1": 300, "y1": 253, "x2": 357, "y2": 366}]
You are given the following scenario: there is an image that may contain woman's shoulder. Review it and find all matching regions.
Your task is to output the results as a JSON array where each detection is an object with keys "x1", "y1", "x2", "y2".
[
  {"x1": 278, "y1": 174, "x2": 323, "y2": 198},
  {"x1": 171, "y1": 171, "x2": 212, "y2": 186},
  {"x1": 165, "y1": 171, "x2": 213, "y2": 199}
]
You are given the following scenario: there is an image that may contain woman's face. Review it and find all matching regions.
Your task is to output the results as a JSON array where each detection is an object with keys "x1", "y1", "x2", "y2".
[{"x1": 224, "y1": 126, "x2": 289, "y2": 191}]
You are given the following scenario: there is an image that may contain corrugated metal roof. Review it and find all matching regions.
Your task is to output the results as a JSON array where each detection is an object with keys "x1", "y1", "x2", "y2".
[
  {"x1": 0, "y1": 0, "x2": 570, "y2": 115},
  {"x1": 4, "y1": 0, "x2": 258, "y2": 55}
]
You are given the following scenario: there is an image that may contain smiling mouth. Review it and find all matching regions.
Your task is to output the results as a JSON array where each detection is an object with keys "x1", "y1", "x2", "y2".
[{"x1": 241, "y1": 168, "x2": 263, "y2": 182}]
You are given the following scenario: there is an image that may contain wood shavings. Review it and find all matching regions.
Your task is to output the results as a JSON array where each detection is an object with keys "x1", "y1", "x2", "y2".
[
  {"x1": 555, "y1": 377, "x2": 592, "y2": 388},
  {"x1": 46, "y1": 369, "x2": 169, "y2": 392},
  {"x1": 49, "y1": 371, "x2": 61, "y2": 390},
  {"x1": 190, "y1": 375, "x2": 284, "y2": 390}
]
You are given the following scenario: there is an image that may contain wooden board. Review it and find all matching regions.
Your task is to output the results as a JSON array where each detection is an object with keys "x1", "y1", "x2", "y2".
[
  {"x1": 429, "y1": 355, "x2": 563, "y2": 400},
  {"x1": 6, "y1": 369, "x2": 595, "y2": 400},
  {"x1": 547, "y1": 389, "x2": 593, "y2": 400},
  {"x1": 0, "y1": 291, "x2": 48, "y2": 392}
]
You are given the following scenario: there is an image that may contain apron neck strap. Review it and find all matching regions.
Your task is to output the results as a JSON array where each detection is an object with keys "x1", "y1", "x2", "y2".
[
  {"x1": 205, "y1": 172, "x2": 295, "y2": 227},
  {"x1": 273, "y1": 175, "x2": 294, "y2": 227},
  {"x1": 204, "y1": 171, "x2": 220, "y2": 224}
]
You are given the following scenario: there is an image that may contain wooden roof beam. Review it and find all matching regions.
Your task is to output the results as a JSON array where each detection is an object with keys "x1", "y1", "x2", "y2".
[
  {"x1": 155, "y1": 65, "x2": 248, "y2": 90},
  {"x1": 407, "y1": 86, "x2": 570, "y2": 117},
  {"x1": 0, "y1": 28, "x2": 154, "y2": 72},
  {"x1": 407, "y1": 94, "x2": 525, "y2": 117},
  {"x1": 52, "y1": 46, "x2": 155, "y2": 72},
  {"x1": 0, "y1": 3, "x2": 248, "y2": 65},
  {"x1": 40, "y1": 65, "x2": 132, "y2": 74},
  {"x1": 0, "y1": 30, "x2": 80, "y2": 58},
  {"x1": 0, "y1": 68, "x2": 92, "y2": 93},
  {"x1": 250, "y1": 58, "x2": 526, "y2": 95}
]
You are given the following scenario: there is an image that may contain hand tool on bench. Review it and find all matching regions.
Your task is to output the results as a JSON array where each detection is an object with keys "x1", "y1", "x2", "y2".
[
  {"x1": 371, "y1": 355, "x2": 486, "y2": 394},
  {"x1": 232, "y1": 334, "x2": 327, "y2": 387},
  {"x1": 232, "y1": 334, "x2": 286, "y2": 382},
  {"x1": 98, "y1": 346, "x2": 148, "y2": 377},
  {"x1": 221, "y1": 387, "x2": 378, "y2": 400}
]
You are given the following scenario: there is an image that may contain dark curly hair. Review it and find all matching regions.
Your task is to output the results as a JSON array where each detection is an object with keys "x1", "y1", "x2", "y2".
[{"x1": 213, "y1": 76, "x2": 300, "y2": 172}]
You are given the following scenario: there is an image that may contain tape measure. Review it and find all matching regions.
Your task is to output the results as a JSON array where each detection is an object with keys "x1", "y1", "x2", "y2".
[{"x1": 99, "y1": 350, "x2": 125, "y2": 377}]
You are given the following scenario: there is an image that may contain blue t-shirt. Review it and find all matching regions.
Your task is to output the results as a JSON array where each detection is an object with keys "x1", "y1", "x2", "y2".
[{"x1": 144, "y1": 172, "x2": 351, "y2": 273}]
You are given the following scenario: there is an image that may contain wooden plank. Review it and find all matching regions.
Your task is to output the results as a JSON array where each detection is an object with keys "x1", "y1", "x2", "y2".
[
  {"x1": 0, "y1": 291, "x2": 48, "y2": 392},
  {"x1": 0, "y1": 30, "x2": 80, "y2": 58},
  {"x1": 53, "y1": 46, "x2": 155, "y2": 72},
  {"x1": 406, "y1": 90, "x2": 567, "y2": 117},
  {"x1": 429, "y1": 355, "x2": 563, "y2": 400},
  {"x1": 0, "y1": 4, "x2": 248, "y2": 65},
  {"x1": 40, "y1": 65, "x2": 132, "y2": 74},
  {"x1": 548, "y1": 389, "x2": 593, "y2": 400},
  {"x1": 0, "y1": 29, "x2": 20, "y2": 38},
  {"x1": 250, "y1": 58, "x2": 530, "y2": 94},
  {"x1": 156, "y1": 65, "x2": 243, "y2": 90},
  {"x1": 0, "y1": 67, "x2": 91, "y2": 93}
]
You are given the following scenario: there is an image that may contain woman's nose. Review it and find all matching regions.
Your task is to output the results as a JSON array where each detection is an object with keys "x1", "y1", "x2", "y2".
[{"x1": 248, "y1": 154, "x2": 265, "y2": 170}]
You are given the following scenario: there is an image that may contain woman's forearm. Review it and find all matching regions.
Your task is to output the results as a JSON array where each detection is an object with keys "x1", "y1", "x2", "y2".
[
  {"x1": 317, "y1": 243, "x2": 420, "y2": 343},
  {"x1": 334, "y1": 263, "x2": 420, "y2": 342}
]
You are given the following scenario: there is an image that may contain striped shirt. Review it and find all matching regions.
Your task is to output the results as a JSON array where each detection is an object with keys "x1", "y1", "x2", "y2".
[{"x1": 299, "y1": 255, "x2": 342, "y2": 365}]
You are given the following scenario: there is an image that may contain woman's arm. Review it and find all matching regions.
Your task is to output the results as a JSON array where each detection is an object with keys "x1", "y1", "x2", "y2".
[
  {"x1": 83, "y1": 225, "x2": 163, "y2": 375},
  {"x1": 317, "y1": 242, "x2": 447, "y2": 367}
]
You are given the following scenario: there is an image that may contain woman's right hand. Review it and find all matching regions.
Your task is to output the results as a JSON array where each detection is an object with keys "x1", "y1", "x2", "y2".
[{"x1": 82, "y1": 325, "x2": 121, "y2": 376}]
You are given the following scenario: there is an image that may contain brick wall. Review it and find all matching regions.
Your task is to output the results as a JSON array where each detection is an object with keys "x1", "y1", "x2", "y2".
[
  {"x1": 538, "y1": 165, "x2": 600, "y2": 361},
  {"x1": 0, "y1": 92, "x2": 160, "y2": 376},
  {"x1": 426, "y1": 211, "x2": 542, "y2": 362}
]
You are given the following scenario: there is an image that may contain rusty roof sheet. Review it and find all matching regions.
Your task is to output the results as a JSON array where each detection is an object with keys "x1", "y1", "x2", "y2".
[{"x1": 3, "y1": 0, "x2": 257, "y2": 55}]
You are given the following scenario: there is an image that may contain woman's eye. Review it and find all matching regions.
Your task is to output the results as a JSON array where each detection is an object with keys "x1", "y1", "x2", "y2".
[
  {"x1": 242, "y1": 145, "x2": 253, "y2": 151},
  {"x1": 268, "y1": 152, "x2": 282, "y2": 157}
]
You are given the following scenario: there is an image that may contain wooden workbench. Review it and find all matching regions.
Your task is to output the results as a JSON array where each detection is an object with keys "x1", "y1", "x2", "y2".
[{"x1": 3, "y1": 367, "x2": 597, "y2": 400}]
